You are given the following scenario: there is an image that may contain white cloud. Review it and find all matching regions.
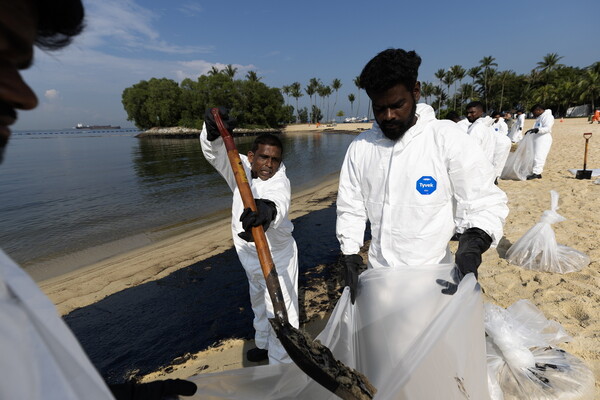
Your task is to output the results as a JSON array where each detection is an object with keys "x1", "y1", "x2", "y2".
[
  {"x1": 178, "y1": 1, "x2": 203, "y2": 16},
  {"x1": 44, "y1": 89, "x2": 60, "y2": 101},
  {"x1": 79, "y1": 0, "x2": 211, "y2": 55}
]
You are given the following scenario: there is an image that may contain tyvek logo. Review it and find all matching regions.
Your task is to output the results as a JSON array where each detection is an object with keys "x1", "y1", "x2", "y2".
[{"x1": 416, "y1": 176, "x2": 437, "y2": 195}]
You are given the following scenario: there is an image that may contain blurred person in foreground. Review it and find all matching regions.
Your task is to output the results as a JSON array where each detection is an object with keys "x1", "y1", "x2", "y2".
[
  {"x1": 335, "y1": 48, "x2": 508, "y2": 302},
  {"x1": 0, "y1": 1, "x2": 195, "y2": 399}
]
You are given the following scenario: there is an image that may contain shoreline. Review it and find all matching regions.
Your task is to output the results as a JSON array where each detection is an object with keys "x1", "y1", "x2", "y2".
[{"x1": 39, "y1": 173, "x2": 342, "y2": 316}]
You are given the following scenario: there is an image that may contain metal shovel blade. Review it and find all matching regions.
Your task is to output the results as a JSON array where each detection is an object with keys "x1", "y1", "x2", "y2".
[{"x1": 270, "y1": 318, "x2": 376, "y2": 400}]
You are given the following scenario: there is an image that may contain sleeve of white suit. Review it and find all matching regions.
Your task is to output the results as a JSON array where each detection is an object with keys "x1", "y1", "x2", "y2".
[
  {"x1": 255, "y1": 170, "x2": 291, "y2": 229},
  {"x1": 537, "y1": 112, "x2": 554, "y2": 134},
  {"x1": 200, "y1": 123, "x2": 237, "y2": 192},
  {"x1": 336, "y1": 142, "x2": 368, "y2": 255},
  {"x1": 447, "y1": 134, "x2": 509, "y2": 246}
]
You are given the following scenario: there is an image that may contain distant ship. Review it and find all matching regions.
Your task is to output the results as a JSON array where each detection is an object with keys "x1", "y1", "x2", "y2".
[{"x1": 75, "y1": 123, "x2": 121, "y2": 130}]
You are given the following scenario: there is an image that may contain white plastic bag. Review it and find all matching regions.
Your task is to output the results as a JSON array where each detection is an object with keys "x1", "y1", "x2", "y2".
[
  {"x1": 189, "y1": 264, "x2": 491, "y2": 399},
  {"x1": 501, "y1": 133, "x2": 535, "y2": 180},
  {"x1": 484, "y1": 300, "x2": 595, "y2": 400},
  {"x1": 505, "y1": 191, "x2": 590, "y2": 273}
]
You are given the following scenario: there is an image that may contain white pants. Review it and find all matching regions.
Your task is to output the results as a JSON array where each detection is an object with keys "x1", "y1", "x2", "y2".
[
  {"x1": 532, "y1": 133, "x2": 553, "y2": 174},
  {"x1": 241, "y1": 240, "x2": 299, "y2": 364}
]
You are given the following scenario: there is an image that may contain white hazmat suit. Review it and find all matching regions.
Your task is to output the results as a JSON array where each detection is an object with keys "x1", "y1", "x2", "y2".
[
  {"x1": 0, "y1": 250, "x2": 114, "y2": 400},
  {"x1": 200, "y1": 127, "x2": 299, "y2": 364},
  {"x1": 336, "y1": 103, "x2": 508, "y2": 268},
  {"x1": 508, "y1": 113, "x2": 525, "y2": 143},
  {"x1": 467, "y1": 115, "x2": 496, "y2": 165},
  {"x1": 531, "y1": 109, "x2": 555, "y2": 175}
]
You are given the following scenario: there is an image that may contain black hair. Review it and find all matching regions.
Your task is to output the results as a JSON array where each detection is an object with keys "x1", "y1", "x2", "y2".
[
  {"x1": 33, "y1": 0, "x2": 85, "y2": 50},
  {"x1": 445, "y1": 111, "x2": 461, "y2": 122},
  {"x1": 358, "y1": 48, "x2": 421, "y2": 94},
  {"x1": 530, "y1": 104, "x2": 544, "y2": 113},
  {"x1": 251, "y1": 133, "x2": 283, "y2": 154},
  {"x1": 466, "y1": 101, "x2": 485, "y2": 112}
]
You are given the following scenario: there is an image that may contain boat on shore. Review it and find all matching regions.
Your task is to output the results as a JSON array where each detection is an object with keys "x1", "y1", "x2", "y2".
[{"x1": 75, "y1": 123, "x2": 121, "y2": 130}]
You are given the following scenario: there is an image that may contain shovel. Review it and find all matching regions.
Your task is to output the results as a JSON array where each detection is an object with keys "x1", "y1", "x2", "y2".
[
  {"x1": 575, "y1": 132, "x2": 593, "y2": 179},
  {"x1": 210, "y1": 108, "x2": 376, "y2": 400}
]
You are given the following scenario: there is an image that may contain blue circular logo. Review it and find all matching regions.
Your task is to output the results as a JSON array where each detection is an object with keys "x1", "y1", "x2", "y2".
[{"x1": 416, "y1": 176, "x2": 437, "y2": 195}]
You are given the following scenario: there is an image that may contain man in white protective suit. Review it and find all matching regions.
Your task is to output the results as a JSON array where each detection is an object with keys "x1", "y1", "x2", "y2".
[
  {"x1": 336, "y1": 48, "x2": 509, "y2": 302},
  {"x1": 491, "y1": 111, "x2": 512, "y2": 184},
  {"x1": 465, "y1": 101, "x2": 497, "y2": 166},
  {"x1": 525, "y1": 104, "x2": 555, "y2": 180},
  {"x1": 508, "y1": 109, "x2": 525, "y2": 143},
  {"x1": 200, "y1": 113, "x2": 298, "y2": 364},
  {"x1": 0, "y1": 1, "x2": 197, "y2": 399}
]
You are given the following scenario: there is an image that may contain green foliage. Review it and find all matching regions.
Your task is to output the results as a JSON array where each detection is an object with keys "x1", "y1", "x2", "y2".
[
  {"x1": 298, "y1": 107, "x2": 309, "y2": 123},
  {"x1": 121, "y1": 72, "x2": 288, "y2": 130}
]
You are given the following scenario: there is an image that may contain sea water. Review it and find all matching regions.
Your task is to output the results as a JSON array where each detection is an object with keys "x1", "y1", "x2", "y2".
[{"x1": 0, "y1": 128, "x2": 356, "y2": 279}]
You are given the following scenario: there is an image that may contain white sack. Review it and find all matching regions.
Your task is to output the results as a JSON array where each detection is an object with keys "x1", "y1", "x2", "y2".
[
  {"x1": 485, "y1": 300, "x2": 595, "y2": 400},
  {"x1": 501, "y1": 133, "x2": 535, "y2": 180},
  {"x1": 189, "y1": 264, "x2": 491, "y2": 399},
  {"x1": 505, "y1": 191, "x2": 590, "y2": 273}
]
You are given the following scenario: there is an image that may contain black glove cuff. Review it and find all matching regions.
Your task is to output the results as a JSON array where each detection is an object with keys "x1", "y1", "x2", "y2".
[{"x1": 457, "y1": 227, "x2": 492, "y2": 256}]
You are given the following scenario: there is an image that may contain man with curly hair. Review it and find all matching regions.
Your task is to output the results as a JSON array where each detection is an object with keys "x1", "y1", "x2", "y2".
[{"x1": 336, "y1": 48, "x2": 509, "y2": 302}]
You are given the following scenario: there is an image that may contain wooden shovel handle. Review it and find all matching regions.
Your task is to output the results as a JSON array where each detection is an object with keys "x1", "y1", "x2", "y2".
[
  {"x1": 210, "y1": 108, "x2": 288, "y2": 321},
  {"x1": 584, "y1": 132, "x2": 592, "y2": 140}
]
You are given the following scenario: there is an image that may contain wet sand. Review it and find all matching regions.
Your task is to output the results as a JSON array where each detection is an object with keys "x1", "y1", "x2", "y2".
[{"x1": 39, "y1": 119, "x2": 599, "y2": 395}]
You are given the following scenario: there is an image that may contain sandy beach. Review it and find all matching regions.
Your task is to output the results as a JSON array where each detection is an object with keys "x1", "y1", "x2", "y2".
[{"x1": 39, "y1": 118, "x2": 600, "y2": 396}]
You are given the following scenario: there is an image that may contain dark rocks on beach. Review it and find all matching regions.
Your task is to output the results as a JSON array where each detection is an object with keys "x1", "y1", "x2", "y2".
[{"x1": 135, "y1": 127, "x2": 282, "y2": 138}]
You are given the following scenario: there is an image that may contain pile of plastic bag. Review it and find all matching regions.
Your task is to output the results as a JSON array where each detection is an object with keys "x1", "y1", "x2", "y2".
[
  {"x1": 189, "y1": 264, "x2": 491, "y2": 399},
  {"x1": 485, "y1": 300, "x2": 595, "y2": 400},
  {"x1": 505, "y1": 190, "x2": 590, "y2": 273}
]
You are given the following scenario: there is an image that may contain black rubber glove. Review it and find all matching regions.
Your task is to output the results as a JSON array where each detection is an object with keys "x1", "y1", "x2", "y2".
[
  {"x1": 339, "y1": 254, "x2": 364, "y2": 304},
  {"x1": 204, "y1": 107, "x2": 235, "y2": 141},
  {"x1": 238, "y1": 199, "x2": 277, "y2": 242},
  {"x1": 109, "y1": 379, "x2": 197, "y2": 400},
  {"x1": 531, "y1": 128, "x2": 539, "y2": 133},
  {"x1": 455, "y1": 227, "x2": 492, "y2": 279}
]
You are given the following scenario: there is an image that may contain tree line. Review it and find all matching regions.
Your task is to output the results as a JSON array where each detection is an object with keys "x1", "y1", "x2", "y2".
[
  {"x1": 122, "y1": 54, "x2": 600, "y2": 130},
  {"x1": 420, "y1": 53, "x2": 600, "y2": 118},
  {"x1": 121, "y1": 65, "x2": 294, "y2": 130}
]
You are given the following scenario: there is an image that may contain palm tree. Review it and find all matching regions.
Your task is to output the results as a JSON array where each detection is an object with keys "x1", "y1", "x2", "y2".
[
  {"x1": 442, "y1": 72, "x2": 455, "y2": 110},
  {"x1": 305, "y1": 78, "x2": 320, "y2": 116},
  {"x1": 353, "y1": 76, "x2": 361, "y2": 117},
  {"x1": 434, "y1": 69, "x2": 446, "y2": 93},
  {"x1": 450, "y1": 65, "x2": 466, "y2": 110},
  {"x1": 281, "y1": 85, "x2": 291, "y2": 107},
  {"x1": 536, "y1": 53, "x2": 564, "y2": 73},
  {"x1": 479, "y1": 56, "x2": 498, "y2": 110},
  {"x1": 223, "y1": 64, "x2": 237, "y2": 79},
  {"x1": 245, "y1": 70, "x2": 261, "y2": 82},
  {"x1": 290, "y1": 82, "x2": 303, "y2": 122},
  {"x1": 331, "y1": 78, "x2": 342, "y2": 120},
  {"x1": 467, "y1": 66, "x2": 482, "y2": 100},
  {"x1": 207, "y1": 66, "x2": 221, "y2": 76},
  {"x1": 498, "y1": 70, "x2": 514, "y2": 112},
  {"x1": 579, "y1": 69, "x2": 600, "y2": 111},
  {"x1": 348, "y1": 93, "x2": 356, "y2": 116},
  {"x1": 420, "y1": 81, "x2": 434, "y2": 105}
]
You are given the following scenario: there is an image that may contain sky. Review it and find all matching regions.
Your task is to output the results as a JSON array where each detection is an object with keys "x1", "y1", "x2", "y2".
[{"x1": 14, "y1": 0, "x2": 598, "y2": 131}]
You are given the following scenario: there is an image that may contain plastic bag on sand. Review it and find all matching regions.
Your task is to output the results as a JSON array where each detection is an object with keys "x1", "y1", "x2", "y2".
[
  {"x1": 485, "y1": 300, "x2": 595, "y2": 400},
  {"x1": 501, "y1": 132, "x2": 535, "y2": 180},
  {"x1": 505, "y1": 190, "x2": 590, "y2": 273},
  {"x1": 188, "y1": 264, "x2": 491, "y2": 399}
]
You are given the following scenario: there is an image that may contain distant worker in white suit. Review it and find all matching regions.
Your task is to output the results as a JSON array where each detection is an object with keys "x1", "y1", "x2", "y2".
[
  {"x1": 200, "y1": 112, "x2": 299, "y2": 364},
  {"x1": 508, "y1": 109, "x2": 525, "y2": 143},
  {"x1": 491, "y1": 111, "x2": 512, "y2": 183},
  {"x1": 526, "y1": 104, "x2": 555, "y2": 180},
  {"x1": 466, "y1": 101, "x2": 496, "y2": 166}
]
